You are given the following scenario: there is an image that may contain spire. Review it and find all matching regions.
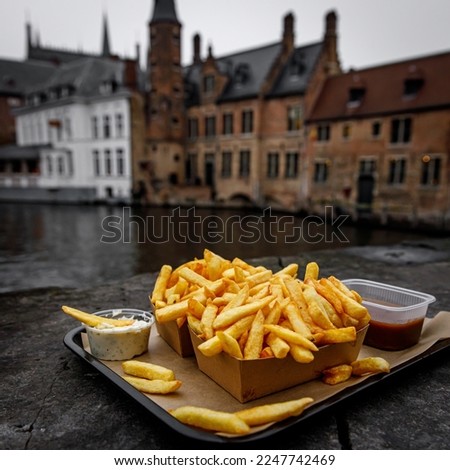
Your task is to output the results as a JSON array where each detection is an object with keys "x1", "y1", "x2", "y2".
[
  {"x1": 102, "y1": 13, "x2": 111, "y2": 57},
  {"x1": 150, "y1": 0, "x2": 180, "y2": 25}
]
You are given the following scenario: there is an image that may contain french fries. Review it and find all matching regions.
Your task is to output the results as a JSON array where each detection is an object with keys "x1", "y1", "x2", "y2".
[
  {"x1": 170, "y1": 396, "x2": 314, "y2": 434},
  {"x1": 121, "y1": 360, "x2": 182, "y2": 394},
  {"x1": 61, "y1": 305, "x2": 135, "y2": 328},
  {"x1": 322, "y1": 356, "x2": 391, "y2": 385},
  {"x1": 150, "y1": 250, "x2": 371, "y2": 363}
]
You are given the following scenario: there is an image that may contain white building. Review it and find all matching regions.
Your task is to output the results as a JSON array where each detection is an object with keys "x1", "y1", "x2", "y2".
[{"x1": 12, "y1": 57, "x2": 133, "y2": 203}]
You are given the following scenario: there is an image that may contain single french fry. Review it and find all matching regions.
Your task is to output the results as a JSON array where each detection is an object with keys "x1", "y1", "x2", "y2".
[
  {"x1": 201, "y1": 303, "x2": 218, "y2": 340},
  {"x1": 245, "y1": 270, "x2": 272, "y2": 288},
  {"x1": 213, "y1": 296, "x2": 274, "y2": 330},
  {"x1": 266, "y1": 332, "x2": 290, "y2": 358},
  {"x1": 351, "y1": 357, "x2": 390, "y2": 376},
  {"x1": 260, "y1": 346, "x2": 274, "y2": 358},
  {"x1": 235, "y1": 397, "x2": 313, "y2": 426},
  {"x1": 122, "y1": 360, "x2": 175, "y2": 381},
  {"x1": 304, "y1": 262, "x2": 319, "y2": 281},
  {"x1": 123, "y1": 376, "x2": 182, "y2": 394},
  {"x1": 313, "y1": 327, "x2": 356, "y2": 346},
  {"x1": 151, "y1": 264, "x2": 173, "y2": 303},
  {"x1": 322, "y1": 364, "x2": 353, "y2": 385},
  {"x1": 288, "y1": 343, "x2": 315, "y2": 363},
  {"x1": 234, "y1": 265, "x2": 247, "y2": 283},
  {"x1": 155, "y1": 299, "x2": 189, "y2": 323},
  {"x1": 176, "y1": 316, "x2": 186, "y2": 328},
  {"x1": 216, "y1": 331, "x2": 243, "y2": 359},
  {"x1": 302, "y1": 285, "x2": 336, "y2": 330},
  {"x1": 328, "y1": 276, "x2": 359, "y2": 302},
  {"x1": 283, "y1": 301, "x2": 312, "y2": 339},
  {"x1": 197, "y1": 316, "x2": 255, "y2": 356},
  {"x1": 178, "y1": 266, "x2": 213, "y2": 290},
  {"x1": 243, "y1": 311, "x2": 265, "y2": 360},
  {"x1": 274, "y1": 263, "x2": 298, "y2": 278},
  {"x1": 264, "y1": 300, "x2": 282, "y2": 325},
  {"x1": 187, "y1": 298, "x2": 205, "y2": 319},
  {"x1": 170, "y1": 406, "x2": 250, "y2": 434},
  {"x1": 264, "y1": 324, "x2": 318, "y2": 352},
  {"x1": 221, "y1": 284, "x2": 249, "y2": 312},
  {"x1": 61, "y1": 306, "x2": 135, "y2": 328}
]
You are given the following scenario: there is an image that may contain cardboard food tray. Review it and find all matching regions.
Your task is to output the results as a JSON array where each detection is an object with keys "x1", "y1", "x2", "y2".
[
  {"x1": 155, "y1": 319, "x2": 194, "y2": 357},
  {"x1": 64, "y1": 311, "x2": 450, "y2": 444}
]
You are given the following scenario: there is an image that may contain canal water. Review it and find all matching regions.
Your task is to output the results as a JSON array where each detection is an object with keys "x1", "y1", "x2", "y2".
[{"x1": 0, "y1": 202, "x2": 432, "y2": 293}]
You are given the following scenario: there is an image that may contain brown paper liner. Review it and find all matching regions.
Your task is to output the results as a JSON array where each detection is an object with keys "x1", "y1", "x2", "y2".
[{"x1": 82, "y1": 311, "x2": 450, "y2": 438}]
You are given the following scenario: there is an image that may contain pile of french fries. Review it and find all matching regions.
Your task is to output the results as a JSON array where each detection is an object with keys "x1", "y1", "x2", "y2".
[{"x1": 150, "y1": 249, "x2": 371, "y2": 363}]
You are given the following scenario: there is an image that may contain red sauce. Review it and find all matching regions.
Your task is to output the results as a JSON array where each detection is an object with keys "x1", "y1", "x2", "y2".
[{"x1": 364, "y1": 317, "x2": 424, "y2": 350}]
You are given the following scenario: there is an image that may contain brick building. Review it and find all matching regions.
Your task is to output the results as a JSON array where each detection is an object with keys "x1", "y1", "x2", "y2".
[
  {"x1": 137, "y1": 0, "x2": 341, "y2": 208},
  {"x1": 307, "y1": 52, "x2": 450, "y2": 227}
]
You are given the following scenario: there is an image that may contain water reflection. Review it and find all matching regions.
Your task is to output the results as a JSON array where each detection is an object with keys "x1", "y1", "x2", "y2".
[{"x1": 0, "y1": 203, "x2": 430, "y2": 293}]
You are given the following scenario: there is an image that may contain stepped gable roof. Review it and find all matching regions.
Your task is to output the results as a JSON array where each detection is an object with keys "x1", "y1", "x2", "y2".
[
  {"x1": 26, "y1": 57, "x2": 127, "y2": 98},
  {"x1": 150, "y1": 0, "x2": 180, "y2": 25},
  {"x1": 308, "y1": 50, "x2": 450, "y2": 121},
  {"x1": 0, "y1": 58, "x2": 55, "y2": 95},
  {"x1": 267, "y1": 42, "x2": 323, "y2": 98}
]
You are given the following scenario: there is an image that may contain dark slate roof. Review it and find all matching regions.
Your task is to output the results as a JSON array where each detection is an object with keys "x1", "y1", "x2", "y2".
[
  {"x1": 26, "y1": 57, "x2": 127, "y2": 98},
  {"x1": 268, "y1": 42, "x2": 323, "y2": 98},
  {"x1": 28, "y1": 45, "x2": 98, "y2": 65},
  {"x1": 0, "y1": 58, "x2": 55, "y2": 95},
  {"x1": 183, "y1": 42, "x2": 283, "y2": 105},
  {"x1": 150, "y1": 0, "x2": 180, "y2": 24},
  {"x1": 308, "y1": 50, "x2": 450, "y2": 122},
  {"x1": 0, "y1": 144, "x2": 50, "y2": 160},
  {"x1": 183, "y1": 40, "x2": 324, "y2": 105}
]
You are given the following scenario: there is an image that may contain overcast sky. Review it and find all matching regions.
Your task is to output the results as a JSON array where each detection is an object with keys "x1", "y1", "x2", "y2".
[{"x1": 0, "y1": 0, "x2": 449, "y2": 70}]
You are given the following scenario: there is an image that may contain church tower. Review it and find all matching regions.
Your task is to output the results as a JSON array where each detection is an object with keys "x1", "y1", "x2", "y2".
[{"x1": 146, "y1": 0, "x2": 185, "y2": 189}]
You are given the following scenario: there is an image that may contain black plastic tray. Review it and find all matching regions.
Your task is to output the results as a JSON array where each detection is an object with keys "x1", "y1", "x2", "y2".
[{"x1": 64, "y1": 326, "x2": 450, "y2": 444}]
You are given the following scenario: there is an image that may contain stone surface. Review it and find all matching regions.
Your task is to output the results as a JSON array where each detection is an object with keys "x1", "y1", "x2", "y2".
[{"x1": 1, "y1": 238, "x2": 450, "y2": 450}]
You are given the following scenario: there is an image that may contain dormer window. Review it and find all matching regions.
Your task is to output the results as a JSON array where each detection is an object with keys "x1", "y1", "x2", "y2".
[
  {"x1": 99, "y1": 81, "x2": 113, "y2": 94},
  {"x1": 403, "y1": 78, "x2": 424, "y2": 98},
  {"x1": 290, "y1": 51, "x2": 306, "y2": 78},
  {"x1": 234, "y1": 64, "x2": 250, "y2": 87},
  {"x1": 347, "y1": 87, "x2": 365, "y2": 108},
  {"x1": 203, "y1": 74, "x2": 215, "y2": 93}
]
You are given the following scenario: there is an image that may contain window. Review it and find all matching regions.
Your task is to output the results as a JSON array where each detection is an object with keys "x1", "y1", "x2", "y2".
[
  {"x1": 342, "y1": 123, "x2": 351, "y2": 140},
  {"x1": 92, "y1": 116, "x2": 98, "y2": 139},
  {"x1": 187, "y1": 118, "x2": 198, "y2": 140},
  {"x1": 185, "y1": 153, "x2": 197, "y2": 183},
  {"x1": 390, "y1": 117, "x2": 412, "y2": 144},
  {"x1": 404, "y1": 78, "x2": 423, "y2": 98},
  {"x1": 285, "y1": 152, "x2": 299, "y2": 178},
  {"x1": 388, "y1": 158, "x2": 406, "y2": 185},
  {"x1": 46, "y1": 156, "x2": 53, "y2": 176},
  {"x1": 115, "y1": 114, "x2": 123, "y2": 137},
  {"x1": 287, "y1": 106, "x2": 303, "y2": 131},
  {"x1": 359, "y1": 159, "x2": 376, "y2": 175},
  {"x1": 314, "y1": 162, "x2": 328, "y2": 183},
  {"x1": 372, "y1": 121, "x2": 381, "y2": 138},
  {"x1": 223, "y1": 113, "x2": 233, "y2": 135},
  {"x1": 317, "y1": 124, "x2": 330, "y2": 142},
  {"x1": 348, "y1": 87, "x2": 365, "y2": 107},
  {"x1": 239, "y1": 150, "x2": 250, "y2": 178},
  {"x1": 103, "y1": 115, "x2": 111, "y2": 139},
  {"x1": 421, "y1": 155, "x2": 441, "y2": 186},
  {"x1": 105, "y1": 149, "x2": 112, "y2": 176},
  {"x1": 267, "y1": 153, "x2": 279, "y2": 178},
  {"x1": 93, "y1": 150, "x2": 100, "y2": 176},
  {"x1": 67, "y1": 151, "x2": 73, "y2": 176},
  {"x1": 221, "y1": 152, "x2": 232, "y2": 178},
  {"x1": 57, "y1": 156, "x2": 64, "y2": 175},
  {"x1": 116, "y1": 149, "x2": 125, "y2": 176},
  {"x1": 241, "y1": 110, "x2": 253, "y2": 134},
  {"x1": 203, "y1": 75, "x2": 215, "y2": 93},
  {"x1": 205, "y1": 116, "x2": 216, "y2": 138}
]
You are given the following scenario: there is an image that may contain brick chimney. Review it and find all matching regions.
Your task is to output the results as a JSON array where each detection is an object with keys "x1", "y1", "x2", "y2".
[
  {"x1": 193, "y1": 33, "x2": 201, "y2": 64},
  {"x1": 282, "y1": 12, "x2": 294, "y2": 53},
  {"x1": 323, "y1": 10, "x2": 341, "y2": 75}
]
